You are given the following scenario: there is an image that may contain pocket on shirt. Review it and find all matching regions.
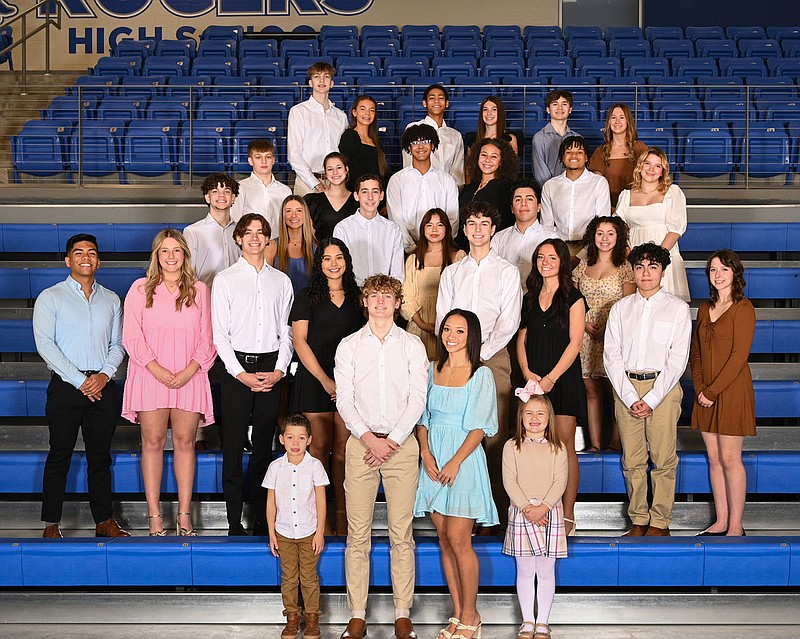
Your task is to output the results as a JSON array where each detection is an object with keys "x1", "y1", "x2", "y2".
[{"x1": 652, "y1": 321, "x2": 674, "y2": 345}]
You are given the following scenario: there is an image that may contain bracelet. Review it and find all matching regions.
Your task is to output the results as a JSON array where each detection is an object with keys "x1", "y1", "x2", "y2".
[{"x1": 544, "y1": 374, "x2": 555, "y2": 384}]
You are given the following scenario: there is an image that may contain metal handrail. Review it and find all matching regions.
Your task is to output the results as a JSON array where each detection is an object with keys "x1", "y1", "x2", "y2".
[{"x1": 0, "y1": 0, "x2": 60, "y2": 94}]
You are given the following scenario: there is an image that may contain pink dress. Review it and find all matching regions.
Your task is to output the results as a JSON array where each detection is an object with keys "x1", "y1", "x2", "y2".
[{"x1": 122, "y1": 278, "x2": 217, "y2": 426}]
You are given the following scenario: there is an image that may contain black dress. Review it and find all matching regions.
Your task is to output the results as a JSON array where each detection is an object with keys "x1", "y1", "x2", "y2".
[
  {"x1": 305, "y1": 191, "x2": 359, "y2": 242},
  {"x1": 289, "y1": 287, "x2": 365, "y2": 413},
  {"x1": 523, "y1": 287, "x2": 587, "y2": 420},
  {"x1": 456, "y1": 177, "x2": 515, "y2": 250},
  {"x1": 339, "y1": 128, "x2": 383, "y2": 191}
]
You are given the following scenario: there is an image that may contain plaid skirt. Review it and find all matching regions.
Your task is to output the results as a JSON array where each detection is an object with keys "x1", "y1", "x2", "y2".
[{"x1": 502, "y1": 500, "x2": 568, "y2": 558}]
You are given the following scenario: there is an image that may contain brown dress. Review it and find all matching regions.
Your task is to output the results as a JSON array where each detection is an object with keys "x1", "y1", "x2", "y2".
[
  {"x1": 588, "y1": 140, "x2": 648, "y2": 208},
  {"x1": 690, "y1": 299, "x2": 757, "y2": 436}
]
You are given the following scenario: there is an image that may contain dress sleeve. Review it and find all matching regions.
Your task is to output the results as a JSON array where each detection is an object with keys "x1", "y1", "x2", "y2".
[
  {"x1": 400, "y1": 255, "x2": 422, "y2": 321},
  {"x1": 122, "y1": 279, "x2": 157, "y2": 368},
  {"x1": 289, "y1": 287, "x2": 312, "y2": 323},
  {"x1": 615, "y1": 189, "x2": 631, "y2": 221},
  {"x1": 190, "y1": 282, "x2": 218, "y2": 373},
  {"x1": 703, "y1": 300, "x2": 757, "y2": 401},
  {"x1": 619, "y1": 261, "x2": 635, "y2": 285},
  {"x1": 338, "y1": 128, "x2": 360, "y2": 167},
  {"x1": 588, "y1": 146, "x2": 606, "y2": 175},
  {"x1": 690, "y1": 303, "x2": 707, "y2": 393},
  {"x1": 418, "y1": 368, "x2": 433, "y2": 429},
  {"x1": 664, "y1": 184, "x2": 688, "y2": 235},
  {"x1": 572, "y1": 259, "x2": 586, "y2": 286},
  {"x1": 463, "y1": 366, "x2": 498, "y2": 436}
]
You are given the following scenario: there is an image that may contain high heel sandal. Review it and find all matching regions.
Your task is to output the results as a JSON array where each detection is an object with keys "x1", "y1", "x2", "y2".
[
  {"x1": 176, "y1": 512, "x2": 198, "y2": 536},
  {"x1": 516, "y1": 621, "x2": 536, "y2": 639},
  {"x1": 436, "y1": 617, "x2": 460, "y2": 639},
  {"x1": 148, "y1": 513, "x2": 166, "y2": 537},
  {"x1": 452, "y1": 621, "x2": 482, "y2": 639},
  {"x1": 564, "y1": 517, "x2": 576, "y2": 536}
]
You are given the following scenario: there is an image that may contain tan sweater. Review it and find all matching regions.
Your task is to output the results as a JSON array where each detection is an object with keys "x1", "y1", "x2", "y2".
[{"x1": 502, "y1": 438, "x2": 568, "y2": 510}]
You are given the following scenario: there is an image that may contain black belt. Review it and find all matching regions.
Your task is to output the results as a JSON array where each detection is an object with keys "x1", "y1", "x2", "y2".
[
  {"x1": 371, "y1": 432, "x2": 389, "y2": 439},
  {"x1": 81, "y1": 370, "x2": 100, "y2": 376},
  {"x1": 627, "y1": 371, "x2": 659, "y2": 381},
  {"x1": 234, "y1": 351, "x2": 275, "y2": 364}
]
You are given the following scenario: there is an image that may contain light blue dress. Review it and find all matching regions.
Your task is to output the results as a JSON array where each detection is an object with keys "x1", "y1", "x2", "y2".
[{"x1": 414, "y1": 366, "x2": 500, "y2": 526}]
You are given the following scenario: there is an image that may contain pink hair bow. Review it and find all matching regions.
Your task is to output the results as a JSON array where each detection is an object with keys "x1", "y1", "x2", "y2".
[{"x1": 515, "y1": 379, "x2": 545, "y2": 403}]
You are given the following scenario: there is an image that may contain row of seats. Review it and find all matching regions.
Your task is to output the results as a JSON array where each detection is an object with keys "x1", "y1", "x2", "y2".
[
  {"x1": 1, "y1": 449, "x2": 798, "y2": 495},
  {"x1": 1, "y1": 536, "x2": 798, "y2": 587},
  {"x1": 91, "y1": 52, "x2": 800, "y2": 79}
]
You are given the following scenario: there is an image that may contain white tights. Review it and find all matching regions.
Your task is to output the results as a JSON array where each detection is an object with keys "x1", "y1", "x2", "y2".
[{"x1": 515, "y1": 556, "x2": 557, "y2": 625}]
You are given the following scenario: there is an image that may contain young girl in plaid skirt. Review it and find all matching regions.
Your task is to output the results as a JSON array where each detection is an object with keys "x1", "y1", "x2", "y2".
[{"x1": 502, "y1": 382, "x2": 569, "y2": 639}]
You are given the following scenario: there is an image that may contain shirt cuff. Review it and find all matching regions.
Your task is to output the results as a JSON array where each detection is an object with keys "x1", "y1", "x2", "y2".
[
  {"x1": 348, "y1": 420, "x2": 369, "y2": 440},
  {"x1": 99, "y1": 366, "x2": 116, "y2": 381},
  {"x1": 387, "y1": 426, "x2": 410, "y2": 446}
]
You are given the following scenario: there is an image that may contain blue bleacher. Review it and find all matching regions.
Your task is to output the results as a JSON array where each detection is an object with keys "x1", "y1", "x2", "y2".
[{"x1": 123, "y1": 120, "x2": 180, "y2": 185}]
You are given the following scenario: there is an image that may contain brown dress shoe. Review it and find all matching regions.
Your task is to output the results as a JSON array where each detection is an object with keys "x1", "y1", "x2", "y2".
[
  {"x1": 340, "y1": 617, "x2": 367, "y2": 639},
  {"x1": 282, "y1": 612, "x2": 302, "y2": 639},
  {"x1": 622, "y1": 524, "x2": 649, "y2": 537},
  {"x1": 395, "y1": 617, "x2": 417, "y2": 639},
  {"x1": 43, "y1": 524, "x2": 63, "y2": 539},
  {"x1": 644, "y1": 526, "x2": 670, "y2": 536},
  {"x1": 304, "y1": 613, "x2": 321, "y2": 639},
  {"x1": 95, "y1": 518, "x2": 131, "y2": 538}
]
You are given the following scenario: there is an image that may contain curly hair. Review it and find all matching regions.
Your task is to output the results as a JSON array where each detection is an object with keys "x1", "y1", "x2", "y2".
[
  {"x1": 307, "y1": 237, "x2": 361, "y2": 306},
  {"x1": 598, "y1": 103, "x2": 641, "y2": 166},
  {"x1": 200, "y1": 173, "x2": 239, "y2": 198},
  {"x1": 628, "y1": 242, "x2": 671, "y2": 269},
  {"x1": 582, "y1": 216, "x2": 629, "y2": 267},
  {"x1": 465, "y1": 137, "x2": 519, "y2": 184},
  {"x1": 631, "y1": 147, "x2": 672, "y2": 194},
  {"x1": 402, "y1": 123, "x2": 440, "y2": 154},
  {"x1": 360, "y1": 274, "x2": 402, "y2": 318},
  {"x1": 522, "y1": 239, "x2": 574, "y2": 329},
  {"x1": 144, "y1": 229, "x2": 198, "y2": 311},
  {"x1": 706, "y1": 249, "x2": 746, "y2": 305}
]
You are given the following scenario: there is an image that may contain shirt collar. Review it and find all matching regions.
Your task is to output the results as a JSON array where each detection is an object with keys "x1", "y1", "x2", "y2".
[
  {"x1": 634, "y1": 288, "x2": 665, "y2": 303},
  {"x1": 355, "y1": 210, "x2": 380, "y2": 226},
  {"x1": 514, "y1": 222, "x2": 541, "y2": 236},
  {"x1": 423, "y1": 115, "x2": 447, "y2": 130},
  {"x1": 360, "y1": 322, "x2": 400, "y2": 342},
  {"x1": 281, "y1": 451, "x2": 311, "y2": 467},
  {"x1": 236, "y1": 255, "x2": 271, "y2": 273},
  {"x1": 306, "y1": 96, "x2": 335, "y2": 112},
  {"x1": 203, "y1": 212, "x2": 234, "y2": 229},
  {"x1": 465, "y1": 248, "x2": 499, "y2": 265},
  {"x1": 248, "y1": 172, "x2": 274, "y2": 188},
  {"x1": 66, "y1": 275, "x2": 96, "y2": 293}
]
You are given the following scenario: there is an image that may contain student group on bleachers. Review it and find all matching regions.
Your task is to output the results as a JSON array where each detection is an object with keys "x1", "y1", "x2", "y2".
[{"x1": 25, "y1": 44, "x2": 769, "y2": 639}]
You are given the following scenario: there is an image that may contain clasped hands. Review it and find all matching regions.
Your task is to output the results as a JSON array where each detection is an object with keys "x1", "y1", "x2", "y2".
[
  {"x1": 420, "y1": 449, "x2": 462, "y2": 487},
  {"x1": 79, "y1": 373, "x2": 109, "y2": 402},
  {"x1": 522, "y1": 503, "x2": 550, "y2": 527},
  {"x1": 362, "y1": 431, "x2": 399, "y2": 468},
  {"x1": 237, "y1": 370, "x2": 284, "y2": 393},
  {"x1": 148, "y1": 361, "x2": 199, "y2": 390},
  {"x1": 629, "y1": 399, "x2": 653, "y2": 419}
]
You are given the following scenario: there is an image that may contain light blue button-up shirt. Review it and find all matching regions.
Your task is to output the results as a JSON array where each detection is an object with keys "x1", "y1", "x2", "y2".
[{"x1": 33, "y1": 276, "x2": 125, "y2": 389}]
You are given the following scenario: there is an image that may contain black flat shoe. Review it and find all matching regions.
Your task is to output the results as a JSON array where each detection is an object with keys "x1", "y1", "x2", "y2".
[{"x1": 696, "y1": 527, "x2": 728, "y2": 536}]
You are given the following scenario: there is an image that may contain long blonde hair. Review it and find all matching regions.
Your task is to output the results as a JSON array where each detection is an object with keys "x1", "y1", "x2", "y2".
[
  {"x1": 599, "y1": 103, "x2": 641, "y2": 165},
  {"x1": 630, "y1": 147, "x2": 672, "y2": 194},
  {"x1": 276, "y1": 195, "x2": 316, "y2": 275},
  {"x1": 144, "y1": 229, "x2": 198, "y2": 311}
]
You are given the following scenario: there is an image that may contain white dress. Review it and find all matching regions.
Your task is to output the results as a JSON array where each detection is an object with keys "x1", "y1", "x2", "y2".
[{"x1": 616, "y1": 183, "x2": 690, "y2": 301}]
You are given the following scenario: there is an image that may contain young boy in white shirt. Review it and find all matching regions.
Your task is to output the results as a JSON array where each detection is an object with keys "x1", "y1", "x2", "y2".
[
  {"x1": 231, "y1": 139, "x2": 291, "y2": 239},
  {"x1": 287, "y1": 62, "x2": 349, "y2": 196},
  {"x1": 264, "y1": 413, "x2": 329, "y2": 639}
]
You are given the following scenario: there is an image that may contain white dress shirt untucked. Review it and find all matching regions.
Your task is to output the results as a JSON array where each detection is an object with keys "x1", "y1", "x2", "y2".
[
  {"x1": 334, "y1": 324, "x2": 429, "y2": 445},
  {"x1": 386, "y1": 165, "x2": 460, "y2": 252},
  {"x1": 262, "y1": 452, "x2": 329, "y2": 539},
  {"x1": 230, "y1": 172, "x2": 292, "y2": 239},
  {"x1": 332, "y1": 212, "x2": 405, "y2": 286},
  {"x1": 603, "y1": 288, "x2": 692, "y2": 410},
  {"x1": 402, "y1": 116, "x2": 466, "y2": 188},
  {"x1": 436, "y1": 250, "x2": 522, "y2": 361},
  {"x1": 211, "y1": 257, "x2": 294, "y2": 378},
  {"x1": 540, "y1": 169, "x2": 611, "y2": 241},
  {"x1": 287, "y1": 97, "x2": 349, "y2": 191},
  {"x1": 183, "y1": 213, "x2": 240, "y2": 288}
]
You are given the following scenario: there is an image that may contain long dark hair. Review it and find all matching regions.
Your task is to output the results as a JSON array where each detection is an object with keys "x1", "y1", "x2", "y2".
[
  {"x1": 307, "y1": 237, "x2": 360, "y2": 306},
  {"x1": 706, "y1": 248, "x2": 746, "y2": 305},
  {"x1": 435, "y1": 308, "x2": 482, "y2": 378},
  {"x1": 522, "y1": 239, "x2": 574, "y2": 328},
  {"x1": 476, "y1": 95, "x2": 510, "y2": 141},
  {"x1": 348, "y1": 95, "x2": 388, "y2": 178},
  {"x1": 465, "y1": 137, "x2": 519, "y2": 183},
  {"x1": 413, "y1": 208, "x2": 459, "y2": 272},
  {"x1": 583, "y1": 216, "x2": 629, "y2": 267}
]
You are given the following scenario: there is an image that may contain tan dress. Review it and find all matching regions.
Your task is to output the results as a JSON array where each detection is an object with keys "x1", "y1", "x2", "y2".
[
  {"x1": 690, "y1": 299, "x2": 757, "y2": 436},
  {"x1": 572, "y1": 259, "x2": 635, "y2": 378},
  {"x1": 589, "y1": 140, "x2": 648, "y2": 208},
  {"x1": 401, "y1": 251, "x2": 466, "y2": 359}
]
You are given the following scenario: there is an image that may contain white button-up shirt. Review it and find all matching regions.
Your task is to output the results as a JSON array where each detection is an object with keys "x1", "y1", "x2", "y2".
[
  {"x1": 403, "y1": 116, "x2": 466, "y2": 188},
  {"x1": 287, "y1": 96, "x2": 349, "y2": 191},
  {"x1": 436, "y1": 250, "x2": 522, "y2": 361},
  {"x1": 386, "y1": 165, "x2": 460, "y2": 253},
  {"x1": 211, "y1": 257, "x2": 294, "y2": 378},
  {"x1": 183, "y1": 213, "x2": 240, "y2": 288},
  {"x1": 491, "y1": 221, "x2": 558, "y2": 286},
  {"x1": 262, "y1": 452, "x2": 329, "y2": 539},
  {"x1": 230, "y1": 173, "x2": 292, "y2": 239},
  {"x1": 540, "y1": 169, "x2": 611, "y2": 241},
  {"x1": 603, "y1": 288, "x2": 692, "y2": 410},
  {"x1": 332, "y1": 211, "x2": 405, "y2": 286},
  {"x1": 334, "y1": 324, "x2": 429, "y2": 445}
]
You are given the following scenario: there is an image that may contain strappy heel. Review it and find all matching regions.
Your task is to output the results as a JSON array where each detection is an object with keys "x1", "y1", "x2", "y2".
[
  {"x1": 176, "y1": 511, "x2": 197, "y2": 536},
  {"x1": 437, "y1": 617, "x2": 460, "y2": 639},
  {"x1": 564, "y1": 517, "x2": 576, "y2": 536},
  {"x1": 148, "y1": 513, "x2": 166, "y2": 537},
  {"x1": 452, "y1": 621, "x2": 482, "y2": 639}
]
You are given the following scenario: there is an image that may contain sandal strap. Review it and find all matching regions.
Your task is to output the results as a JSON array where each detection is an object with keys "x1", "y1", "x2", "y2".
[
  {"x1": 456, "y1": 623, "x2": 479, "y2": 632},
  {"x1": 449, "y1": 618, "x2": 461, "y2": 626},
  {"x1": 148, "y1": 513, "x2": 162, "y2": 520}
]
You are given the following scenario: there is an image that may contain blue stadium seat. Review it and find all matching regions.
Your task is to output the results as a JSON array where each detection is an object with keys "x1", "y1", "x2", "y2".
[
  {"x1": 432, "y1": 58, "x2": 476, "y2": 78},
  {"x1": 156, "y1": 39, "x2": 196, "y2": 58},
  {"x1": 762, "y1": 100, "x2": 800, "y2": 123},
  {"x1": 530, "y1": 57, "x2": 574, "y2": 78},
  {"x1": 625, "y1": 57, "x2": 669, "y2": 78},
  {"x1": 0, "y1": 319, "x2": 35, "y2": 353},
  {"x1": 719, "y1": 58, "x2": 767, "y2": 78},
  {"x1": 120, "y1": 75, "x2": 166, "y2": 99},
  {"x1": 767, "y1": 26, "x2": 800, "y2": 41},
  {"x1": 609, "y1": 39, "x2": 651, "y2": 59},
  {"x1": 197, "y1": 39, "x2": 237, "y2": 58},
  {"x1": 748, "y1": 77, "x2": 796, "y2": 101},
  {"x1": 179, "y1": 120, "x2": 230, "y2": 175},
  {"x1": 528, "y1": 39, "x2": 566, "y2": 58},
  {"x1": 196, "y1": 96, "x2": 243, "y2": 121},
  {"x1": 685, "y1": 26, "x2": 725, "y2": 42},
  {"x1": 673, "y1": 58, "x2": 718, "y2": 78},
  {"x1": 360, "y1": 25, "x2": 400, "y2": 40},
  {"x1": 239, "y1": 57, "x2": 282, "y2": 77},
  {"x1": 93, "y1": 56, "x2": 141, "y2": 77},
  {"x1": 245, "y1": 96, "x2": 288, "y2": 122},
  {"x1": 739, "y1": 123, "x2": 793, "y2": 181},
  {"x1": 142, "y1": 56, "x2": 189, "y2": 78},
  {"x1": 239, "y1": 40, "x2": 277, "y2": 59},
  {"x1": 320, "y1": 25, "x2": 358, "y2": 40},
  {"x1": 96, "y1": 96, "x2": 146, "y2": 121},
  {"x1": 113, "y1": 39, "x2": 153, "y2": 60},
  {"x1": 564, "y1": 26, "x2": 602, "y2": 41},
  {"x1": 443, "y1": 40, "x2": 483, "y2": 61},
  {"x1": 654, "y1": 98, "x2": 703, "y2": 122},
  {"x1": 486, "y1": 40, "x2": 525, "y2": 59},
  {"x1": 280, "y1": 40, "x2": 319, "y2": 59},
  {"x1": 635, "y1": 123, "x2": 677, "y2": 163},
  {"x1": 123, "y1": 120, "x2": 179, "y2": 184},
  {"x1": 726, "y1": 26, "x2": 766, "y2": 41},
  {"x1": 649, "y1": 76, "x2": 696, "y2": 100},
  {"x1": 337, "y1": 58, "x2": 380, "y2": 79},
  {"x1": 41, "y1": 95, "x2": 96, "y2": 121},
  {"x1": 11, "y1": 121, "x2": 72, "y2": 183},
  {"x1": 384, "y1": 57, "x2": 428, "y2": 78},
  {"x1": 569, "y1": 100, "x2": 599, "y2": 123},
  {"x1": 707, "y1": 98, "x2": 757, "y2": 127},
  {"x1": 0, "y1": 266, "x2": 31, "y2": 298},
  {"x1": 163, "y1": 76, "x2": 210, "y2": 99},
  {"x1": 442, "y1": 25, "x2": 481, "y2": 42},
  {"x1": 768, "y1": 58, "x2": 800, "y2": 78},
  {"x1": 1, "y1": 223, "x2": 59, "y2": 253},
  {"x1": 695, "y1": 39, "x2": 738, "y2": 59},
  {"x1": 699, "y1": 77, "x2": 745, "y2": 101},
  {"x1": 569, "y1": 40, "x2": 607, "y2": 58},
  {"x1": 401, "y1": 25, "x2": 439, "y2": 42},
  {"x1": 605, "y1": 27, "x2": 643, "y2": 41},
  {"x1": 323, "y1": 41, "x2": 359, "y2": 60},
  {"x1": 599, "y1": 76, "x2": 643, "y2": 102},
  {"x1": 740, "y1": 39, "x2": 781, "y2": 59},
  {"x1": 213, "y1": 76, "x2": 256, "y2": 100},
  {"x1": 113, "y1": 223, "x2": 169, "y2": 251},
  {"x1": 201, "y1": 25, "x2": 243, "y2": 41},
  {"x1": 68, "y1": 75, "x2": 119, "y2": 101},
  {"x1": 678, "y1": 122, "x2": 735, "y2": 178},
  {"x1": 483, "y1": 25, "x2": 522, "y2": 41},
  {"x1": 403, "y1": 40, "x2": 441, "y2": 62},
  {"x1": 653, "y1": 39, "x2": 694, "y2": 59},
  {"x1": 523, "y1": 26, "x2": 562, "y2": 40},
  {"x1": 361, "y1": 37, "x2": 401, "y2": 59},
  {"x1": 70, "y1": 120, "x2": 125, "y2": 180},
  {"x1": 780, "y1": 38, "x2": 800, "y2": 56},
  {"x1": 191, "y1": 58, "x2": 235, "y2": 77},
  {"x1": 480, "y1": 58, "x2": 524, "y2": 78},
  {"x1": 577, "y1": 57, "x2": 621, "y2": 78},
  {"x1": 644, "y1": 26, "x2": 684, "y2": 41}
]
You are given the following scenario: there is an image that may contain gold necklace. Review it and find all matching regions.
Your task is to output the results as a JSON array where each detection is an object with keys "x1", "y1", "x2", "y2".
[{"x1": 447, "y1": 361, "x2": 469, "y2": 382}]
